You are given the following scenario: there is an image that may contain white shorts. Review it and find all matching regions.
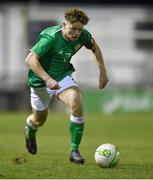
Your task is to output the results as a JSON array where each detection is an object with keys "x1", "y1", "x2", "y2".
[{"x1": 30, "y1": 75, "x2": 78, "y2": 111}]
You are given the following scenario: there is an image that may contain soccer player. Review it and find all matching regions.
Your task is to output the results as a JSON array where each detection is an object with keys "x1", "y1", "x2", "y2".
[{"x1": 24, "y1": 8, "x2": 108, "y2": 164}]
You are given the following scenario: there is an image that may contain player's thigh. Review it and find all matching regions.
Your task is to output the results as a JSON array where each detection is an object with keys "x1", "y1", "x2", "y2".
[
  {"x1": 58, "y1": 86, "x2": 83, "y2": 116},
  {"x1": 30, "y1": 87, "x2": 54, "y2": 122}
]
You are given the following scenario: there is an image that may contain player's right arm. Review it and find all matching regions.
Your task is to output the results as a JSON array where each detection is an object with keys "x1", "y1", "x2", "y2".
[{"x1": 25, "y1": 51, "x2": 60, "y2": 90}]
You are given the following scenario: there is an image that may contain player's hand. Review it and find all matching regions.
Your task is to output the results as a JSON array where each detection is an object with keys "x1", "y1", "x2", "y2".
[
  {"x1": 99, "y1": 73, "x2": 108, "y2": 89},
  {"x1": 46, "y1": 78, "x2": 60, "y2": 90}
]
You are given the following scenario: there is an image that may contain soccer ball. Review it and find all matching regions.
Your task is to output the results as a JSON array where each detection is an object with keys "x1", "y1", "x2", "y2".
[{"x1": 94, "y1": 143, "x2": 120, "y2": 168}]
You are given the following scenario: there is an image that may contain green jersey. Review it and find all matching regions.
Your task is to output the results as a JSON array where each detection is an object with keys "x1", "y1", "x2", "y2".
[{"x1": 28, "y1": 25, "x2": 94, "y2": 88}]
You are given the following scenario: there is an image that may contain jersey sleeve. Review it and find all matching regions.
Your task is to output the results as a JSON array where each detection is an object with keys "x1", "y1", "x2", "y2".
[
  {"x1": 82, "y1": 29, "x2": 96, "y2": 51},
  {"x1": 31, "y1": 34, "x2": 54, "y2": 58}
]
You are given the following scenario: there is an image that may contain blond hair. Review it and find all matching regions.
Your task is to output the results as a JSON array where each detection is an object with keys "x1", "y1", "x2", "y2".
[{"x1": 64, "y1": 8, "x2": 89, "y2": 25}]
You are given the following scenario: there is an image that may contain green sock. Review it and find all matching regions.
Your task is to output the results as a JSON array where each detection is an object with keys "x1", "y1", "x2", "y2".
[
  {"x1": 69, "y1": 122, "x2": 84, "y2": 151},
  {"x1": 25, "y1": 125, "x2": 37, "y2": 138}
]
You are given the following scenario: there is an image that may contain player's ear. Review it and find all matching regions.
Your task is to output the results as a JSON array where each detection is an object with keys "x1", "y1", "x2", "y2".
[{"x1": 62, "y1": 21, "x2": 66, "y2": 28}]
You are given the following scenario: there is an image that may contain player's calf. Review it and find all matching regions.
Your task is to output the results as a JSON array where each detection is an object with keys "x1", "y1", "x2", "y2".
[
  {"x1": 25, "y1": 125, "x2": 37, "y2": 154},
  {"x1": 25, "y1": 115, "x2": 38, "y2": 155},
  {"x1": 69, "y1": 115, "x2": 85, "y2": 164}
]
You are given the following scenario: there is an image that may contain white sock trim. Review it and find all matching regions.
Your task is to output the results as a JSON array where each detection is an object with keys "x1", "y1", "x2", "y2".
[{"x1": 70, "y1": 115, "x2": 84, "y2": 124}]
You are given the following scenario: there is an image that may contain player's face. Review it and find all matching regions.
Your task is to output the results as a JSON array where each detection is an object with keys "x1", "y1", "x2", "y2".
[{"x1": 63, "y1": 21, "x2": 84, "y2": 41}]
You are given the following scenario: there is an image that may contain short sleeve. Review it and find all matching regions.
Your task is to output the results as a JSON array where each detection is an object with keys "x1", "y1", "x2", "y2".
[
  {"x1": 82, "y1": 29, "x2": 96, "y2": 50},
  {"x1": 31, "y1": 34, "x2": 54, "y2": 58}
]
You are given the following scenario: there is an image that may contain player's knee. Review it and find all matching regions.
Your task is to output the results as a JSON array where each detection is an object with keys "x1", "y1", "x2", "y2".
[
  {"x1": 71, "y1": 97, "x2": 83, "y2": 116},
  {"x1": 71, "y1": 104, "x2": 83, "y2": 116},
  {"x1": 32, "y1": 109, "x2": 48, "y2": 127},
  {"x1": 34, "y1": 115, "x2": 47, "y2": 127},
  {"x1": 34, "y1": 120, "x2": 45, "y2": 127}
]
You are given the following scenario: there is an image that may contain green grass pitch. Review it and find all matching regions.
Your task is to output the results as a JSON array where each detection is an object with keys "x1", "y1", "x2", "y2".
[{"x1": 0, "y1": 112, "x2": 153, "y2": 178}]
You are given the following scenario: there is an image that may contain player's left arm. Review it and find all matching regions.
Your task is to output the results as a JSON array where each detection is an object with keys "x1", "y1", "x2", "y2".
[{"x1": 91, "y1": 41, "x2": 108, "y2": 89}]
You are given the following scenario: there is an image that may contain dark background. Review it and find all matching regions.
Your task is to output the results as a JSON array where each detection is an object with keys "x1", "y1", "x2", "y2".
[{"x1": 1, "y1": 0, "x2": 153, "y2": 5}]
